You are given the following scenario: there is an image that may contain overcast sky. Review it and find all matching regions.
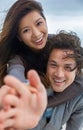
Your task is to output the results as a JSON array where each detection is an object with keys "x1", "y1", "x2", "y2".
[
  {"x1": 0, "y1": 0, "x2": 83, "y2": 15},
  {"x1": 0, "y1": 0, "x2": 83, "y2": 45}
]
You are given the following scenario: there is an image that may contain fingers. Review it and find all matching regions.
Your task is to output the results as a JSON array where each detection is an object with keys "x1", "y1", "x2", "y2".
[
  {"x1": 0, "y1": 109, "x2": 16, "y2": 123},
  {"x1": 5, "y1": 128, "x2": 15, "y2": 130},
  {"x1": 0, "y1": 109, "x2": 16, "y2": 130},
  {"x1": 28, "y1": 69, "x2": 47, "y2": 108},
  {"x1": 3, "y1": 94, "x2": 20, "y2": 110},
  {"x1": 4, "y1": 75, "x2": 30, "y2": 96},
  {"x1": 0, "y1": 118, "x2": 15, "y2": 130},
  {"x1": 0, "y1": 86, "x2": 11, "y2": 100},
  {"x1": 4, "y1": 119, "x2": 15, "y2": 128},
  {"x1": 4, "y1": 70, "x2": 45, "y2": 96},
  {"x1": 0, "y1": 86, "x2": 12, "y2": 109},
  {"x1": 27, "y1": 70, "x2": 44, "y2": 92}
]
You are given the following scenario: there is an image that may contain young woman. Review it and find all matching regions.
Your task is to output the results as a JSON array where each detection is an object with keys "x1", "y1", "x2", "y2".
[
  {"x1": 0, "y1": 0, "x2": 50, "y2": 85},
  {"x1": 0, "y1": 1, "x2": 49, "y2": 129}
]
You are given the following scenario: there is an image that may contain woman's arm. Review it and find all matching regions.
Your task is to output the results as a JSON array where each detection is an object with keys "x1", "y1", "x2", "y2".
[
  {"x1": 0, "y1": 70, "x2": 47, "y2": 129},
  {"x1": 7, "y1": 55, "x2": 26, "y2": 82}
]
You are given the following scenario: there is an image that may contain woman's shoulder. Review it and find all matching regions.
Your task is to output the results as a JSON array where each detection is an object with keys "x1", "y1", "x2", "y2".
[{"x1": 8, "y1": 55, "x2": 23, "y2": 64}]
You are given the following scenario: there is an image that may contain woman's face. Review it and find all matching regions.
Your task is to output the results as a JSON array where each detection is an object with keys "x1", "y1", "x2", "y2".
[
  {"x1": 47, "y1": 49, "x2": 77, "y2": 92},
  {"x1": 18, "y1": 11, "x2": 48, "y2": 51}
]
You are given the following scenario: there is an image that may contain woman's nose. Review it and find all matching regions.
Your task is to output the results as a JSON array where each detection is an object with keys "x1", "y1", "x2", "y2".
[{"x1": 32, "y1": 27, "x2": 41, "y2": 37}]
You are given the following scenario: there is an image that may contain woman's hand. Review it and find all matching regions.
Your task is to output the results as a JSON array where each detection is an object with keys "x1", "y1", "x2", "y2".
[{"x1": 0, "y1": 70, "x2": 47, "y2": 129}]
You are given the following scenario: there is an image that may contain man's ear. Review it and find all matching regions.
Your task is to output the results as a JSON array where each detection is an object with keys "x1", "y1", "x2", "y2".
[{"x1": 76, "y1": 69, "x2": 80, "y2": 76}]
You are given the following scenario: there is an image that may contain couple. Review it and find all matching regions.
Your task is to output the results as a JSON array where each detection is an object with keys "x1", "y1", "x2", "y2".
[{"x1": 0, "y1": 0, "x2": 83, "y2": 129}]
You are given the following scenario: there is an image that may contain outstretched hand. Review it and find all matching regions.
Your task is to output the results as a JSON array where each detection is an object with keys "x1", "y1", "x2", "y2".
[{"x1": 0, "y1": 70, "x2": 47, "y2": 129}]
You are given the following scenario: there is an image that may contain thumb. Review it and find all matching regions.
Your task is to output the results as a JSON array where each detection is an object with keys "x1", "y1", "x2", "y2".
[
  {"x1": 28, "y1": 70, "x2": 47, "y2": 112},
  {"x1": 27, "y1": 70, "x2": 43, "y2": 91}
]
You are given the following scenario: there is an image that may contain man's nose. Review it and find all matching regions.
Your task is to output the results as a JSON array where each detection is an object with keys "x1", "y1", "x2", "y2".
[{"x1": 54, "y1": 67, "x2": 64, "y2": 78}]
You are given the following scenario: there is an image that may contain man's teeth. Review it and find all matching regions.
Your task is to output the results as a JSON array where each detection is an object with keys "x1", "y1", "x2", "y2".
[{"x1": 54, "y1": 79, "x2": 64, "y2": 83}]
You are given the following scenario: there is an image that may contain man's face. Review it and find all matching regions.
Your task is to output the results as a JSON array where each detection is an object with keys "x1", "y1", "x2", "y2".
[{"x1": 47, "y1": 49, "x2": 77, "y2": 92}]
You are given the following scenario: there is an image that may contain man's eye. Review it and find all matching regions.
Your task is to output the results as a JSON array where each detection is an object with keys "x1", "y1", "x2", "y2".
[
  {"x1": 64, "y1": 65, "x2": 76, "y2": 71},
  {"x1": 49, "y1": 63, "x2": 57, "y2": 68},
  {"x1": 65, "y1": 66, "x2": 72, "y2": 71}
]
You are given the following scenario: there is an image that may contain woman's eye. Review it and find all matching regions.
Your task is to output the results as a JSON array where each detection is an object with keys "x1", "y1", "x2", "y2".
[
  {"x1": 23, "y1": 29, "x2": 30, "y2": 33},
  {"x1": 37, "y1": 21, "x2": 43, "y2": 26}
]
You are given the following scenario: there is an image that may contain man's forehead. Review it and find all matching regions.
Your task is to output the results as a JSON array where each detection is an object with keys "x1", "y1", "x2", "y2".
[{"x1": 62, "y1": 50, "x2": 74, "y2": 58}]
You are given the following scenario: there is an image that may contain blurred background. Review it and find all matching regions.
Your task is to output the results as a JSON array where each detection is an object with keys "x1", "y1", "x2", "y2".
[{"x1": 0, "y1": 0, "x2": 83, "y2": 46}]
